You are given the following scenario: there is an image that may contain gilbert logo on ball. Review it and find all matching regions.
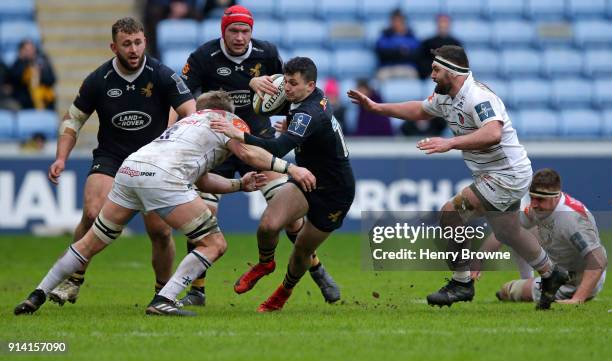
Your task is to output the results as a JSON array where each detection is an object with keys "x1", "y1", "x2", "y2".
[{"x1": 253, "y1": 74, "x2": 287, "y2": 115}]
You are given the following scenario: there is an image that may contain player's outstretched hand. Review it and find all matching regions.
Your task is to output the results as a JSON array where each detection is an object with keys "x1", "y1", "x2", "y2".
[
  {"x1": 240, "y1": 171, "x2": 268, "y2": 192},
  {"x1": 347, "y1": 89, "x2": 379, "y2": 113},
  {"x1": 250, "y1": 75, "x2": 278, "y2": 98},
  {"x1": 48, "y1": 159, "x2": 65, "y2": 184},
  {"x1": 273, "y1": 118, "x2": 288, "y2": 133},
  {"x1": 210, "y1": 118, "x2": 243, "y2": 140},
  {"x1": 288, "y1": 164, "x2": 316, "y2": 192},
  {"x1": 416, "y1": 137, "x2": 453, "y2": 154}
]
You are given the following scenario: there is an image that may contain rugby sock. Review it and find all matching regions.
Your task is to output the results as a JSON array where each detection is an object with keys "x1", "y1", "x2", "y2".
[
  {"x1": 258, "y1": 245, "x2": 276, "y2": 264},
  {"x1": 187, "y1": 240, "x2": 206, "y2": 289},
  {"x1": 309, "y1": 260, "x2": 322, "y2": 273},
  {"x1": 154, "y1": 279, "x2": 166, "y2": 294},
  {"x1": 452, "y1": 270, "x2": 472, "y2": 283},
  {"x1": 37, "y1": 246, "x2": 88, "y2": 294},
  {"x1": 528, "y1": 248, "x2": 553, "y2": 278},
  {"x1": 282, "y1": 267, "x2": 302, "y2": 289},
  {"x1": 158, "y1": 250, "x2": 211, "y2": 301}
]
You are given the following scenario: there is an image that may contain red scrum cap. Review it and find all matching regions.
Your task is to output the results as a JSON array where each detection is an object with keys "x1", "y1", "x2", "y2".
[{"x1": 221, "y1": 5, "x2": 254, "y2": 35}]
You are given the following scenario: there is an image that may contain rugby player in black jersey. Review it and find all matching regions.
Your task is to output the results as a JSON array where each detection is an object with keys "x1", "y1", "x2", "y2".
[{"x1": 46, "y1": 17, "x2": 196, "y2": 305}]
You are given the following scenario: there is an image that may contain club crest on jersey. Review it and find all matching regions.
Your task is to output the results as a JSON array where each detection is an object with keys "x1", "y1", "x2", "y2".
[
  {"x1": 141, "y1": 82, "x2": 153, "y2": 97},
  {"x1": 217, "y1": 67, "x2": 231, "y2": 76},
  {"x1": 475, "y1": 101, "x2": 495, "y2": 121},
  {"x1": 288, "y1": 113, "x2": 312, "y2": 137},
  {"x1": 111, "y1": 111, "x2": 152, "y2": 131},
  {"x1": 107, "y1": 88, "x2": 122, "y2": 98},
  {"x1": 249, "y1": 63, "x2": 261, "y2": 77}
]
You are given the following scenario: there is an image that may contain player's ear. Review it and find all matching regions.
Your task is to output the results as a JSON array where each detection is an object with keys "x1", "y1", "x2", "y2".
[{"x1": 110, "y1": 42, "x2": 117, "y2": 54}]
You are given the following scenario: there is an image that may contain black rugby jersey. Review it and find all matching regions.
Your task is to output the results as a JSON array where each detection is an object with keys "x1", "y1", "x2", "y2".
[
  {"x1": 74, "y1": 56, "x2": 193, "y2": 161},
  {"x1": 181, "y1": 38, "x2": 283, "y2": 136}
]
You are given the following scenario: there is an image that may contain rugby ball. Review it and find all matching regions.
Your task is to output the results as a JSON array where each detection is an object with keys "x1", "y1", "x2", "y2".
[{"x1": 253, "y1": 74, "x2": 287, "y2": 115}]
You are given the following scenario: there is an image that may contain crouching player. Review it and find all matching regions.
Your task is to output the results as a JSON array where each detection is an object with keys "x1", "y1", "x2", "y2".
[
  {"x1": 476, "y1": 169, "x2": 607, "y2": 304},
  {"x1": 14, "y1": 91, "x2": 315, "y2": 316}
]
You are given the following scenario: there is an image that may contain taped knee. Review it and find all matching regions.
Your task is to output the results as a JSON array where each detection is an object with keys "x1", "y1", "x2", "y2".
[
  {"x1": 180, "y1": 208, "x2": 220, "y2": 242},
  {"x1": 499, "y1": 279, "x2": 529, "y2": 302},
  {"x1": 261, "y1": 175, "x2": 288, "y2": 202},
  {"x1": 197, "y1": 190, "x2": 221, "y2": 209},
  {"x1": 93, "y1": 213, "x2": 124, "y2": 244}
]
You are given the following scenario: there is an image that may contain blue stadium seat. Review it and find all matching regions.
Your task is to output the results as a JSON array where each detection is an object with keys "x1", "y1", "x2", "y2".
[
  {"x1": 526, "y1": 0, "x2": 566, "y2": 19},
  {"x1": 516, "y1": 109, "x2": 559, "y2": 138},
  {"x1": 468, "y1": 49, "x2": 500, "y2": 77},
  {"x1": 157, "y1": 19, "x2": 199, "y2": 52},
  {"x1": 238, "y1": 0, "x2": 276, "y2": 18},
  {"x1": 0, "y1": 21, "x2": 40, "y2": 50},
  {"x1": 15, "y1": 110, "x2": 58, "y2": 141},
  {"x1": 282, "y1": 20, "x2": 327, "y2": 48},
  {"x1": 542, "y1": 48, "x2": 583, "y2": 77},
  {"x1": 602, "y1": 110, "x2": 612, "y2": 136},
  {"x1": 584, "y1": 50, "x2": 612, "y2": 77},
  {"x1": 2, "y1": 49, "x2": 16, "y2": 67},
  {"x1": 380, "y1": 79, "x2": 423, "y2": 103},
  {"x1": 421, "y1": 80, "x2": 436, "y2": 98},
  {"x1": 277, "y1": 0, "x2": 317, "y2": 18},
  {"x1": 492, "y1": 20, "x2": 536, "y2": 48},
  {"x1": 339, "y1": 77, "x2": 358, "y2": 104},
  {"x1": 291, "y1": 48, "x2": 332, "y2": 78},
  {"x1": 199, "y1": 20, "x2": 219, "y2": 43},
  {"x1": 452, "y1": 20, "x2": 491, "y2": 48},
  {"x1": 484, "y1": 0, "x2": 526, "y2": 19},
  {"x1": 332, "y1": 49, "x2": 377, "y2": 78},
  {"x1": 477, "y1": 78, "x2": 510, "y2": 106},
  {"x1": 592, "y1": 79, "x2": 612, "y2": 108},
  {"x1": 567, "y1": 0, "x2": 606, "y2": 19},
  {"x1": 410, "y1": 20, "x2": 436, "y2": 39},
  {"x1": 401, "y1": 0, "x2": 444, "y2": 17},
  {"x1": 359, "y1": 0, "x2": 402, "y2": 19},
  {"x1": 560, "y1": 109, "x2": 602, "y2": 137},
  {"x1": 365, "y1": 20, "x2": 388, "y2": 46},
  {"x1": 277, "y1": 47, "x2": 291, "y2": 62},
  {"x1": 500, "y1": 49, "x2": 541, "y2": 77},
  {"x1": 318, "y1": 0, "x2": 360, "y2": 20},
  {"x1": 0, "y1": 110, "x2": 14, "y2": 140},
  {"x1": 0, "y1": 0, "x2": 35, "y2": 20},
  {"x1": 327, "y1": 22, "x2": 366, "y2": 48},
  {"x1": 161, "y1": 49, "x2": 191, "y2": 74},
  {"x1": 252, "y1": 19, "x2": 282, "y2": 44},
  {"x1": 445, "y1": 0, "x2": 484, "y2": 19},
  {"x1": 574, "y1": 20, "x2": 612, "y2": 47},
  {"x1": 510, "y1": 79, "x2": 552, "y2": 108},
  {"x1": 551, "y1": 78, "x2": 593, "y2": 109}
]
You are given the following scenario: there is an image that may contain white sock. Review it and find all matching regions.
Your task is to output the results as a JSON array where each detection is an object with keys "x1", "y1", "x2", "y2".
[
  {"x1": 158, "y1": 250, "x2": 212, "y2": 301},
  {"x1": 37, "y1": 246, "x2": 88, "y2": 294},
  {"x1": 452, "y1": 270, "x2": 471, "y2": 283},
  {"x1": 527, "y1": 248, "x2": 553, "y2": 278}
]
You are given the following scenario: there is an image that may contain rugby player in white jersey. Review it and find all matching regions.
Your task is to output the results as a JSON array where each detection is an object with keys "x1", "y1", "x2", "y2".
[
  {"x1": 14, "y1": 90, "x2": 315, "y2": 317},
  {"x1": 348, "y1": 45, "x2": 568, "y2": 310},
  {"x1": 475, "y1": 169, "x2": 607, "y2": 304}
]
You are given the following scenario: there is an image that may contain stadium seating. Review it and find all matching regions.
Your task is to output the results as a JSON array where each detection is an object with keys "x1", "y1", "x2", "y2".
[
  {"x1": 492, "y1": 20, "x2": 537, "y2": 48},
  {"x1": 410, "y1": 19, "x2": 436, "y2": 39},
  {"x1": 468, "y1": 49, "x2": 500, "y2": 77},
  {"x1": 318, "y1": 0, "x2": 360, "y2": 20},
  {"x1": 292, "y1": 48, "x2": 332, "y2": 78},
  {"x1": 542, "y1": 48, "x2": 583, "y2": 77},
  {"x1": 332, "y1": 49, "x2": 377, "y2": 78},
  {"x1": 500, "y1": 49, "x2": 541, "y2": 77},
  {"x1": 359, "y1": 0, "x2": 401, "y2": 19},
  {"x1": 238, "y1": 0, "x2": 276, "y2": 18},
  {"x1": 0, "y1": 0, "x2": 35, "y2": 21},
  {"x1": 251, "y1": 19, "x2": 282, "y2": 44},
  {"x1": 477, "y1": 78, "x2": 510, "y2": 105},
  {"x1": 282, "y1": 20, "x2": 327, "y2": 48},
  {"x1": 551, "y1": 78, "x2": 593, "y2": 109},
  {"x1": 510, "y1": 79, "x2": 552, "y2": 109},
  {"x1": 156, "y1": 19, "x2": 198, "y2": 52},
  {"x1": 0, "y1": 110, "x2": 14, "y2": 140},
  {"x1": 574, "y1": 20, "x2": 612, "y2": 47},
  {"x1": 516, "y1": 109, "x2": 559, "y2": 138},
  {"x1": 200, "y1": 20, "x2": 220, "y2": 43},
  {"x1": 446, "y1": 0, "x2": 484, "y2": 19},
  {"x1": 526, "y1": 0, "x2": 566, "y2": 19},
  {"x1": 560, "y1": 109, "x2": 603, "y2": 137},
  {"x1": 327, "y1": 21, "x2": 366, "y2": 48},
  {"x1": 401, "y1": 0, "x2": 444, "y2": 17},
  {"x1": 15, "y1": 110, "x2": 58, "y2": 141},
  {"x1": 0, "y1": 21, "x2": 40, "y2": 50},
  {"x1": 593, "y1": 79, "x2": 612, "y2": 108},
  {"x1": 484, "y1": 0, "x2": 525, "y2": 19},
  {"x1": 161, "y1": 49, "x2": 191, "y2": 74},
  {"x1": 584, "y1": 50, "x2": 612, "y2": 77},
  {"x1": 603, "y1": 110, "x2": 612, "y2": 136},
  {"x1": 567, "y1": 0, "x2": 607, "y2": 19},
  {"x1": 452, "y1": 20, "x2": 491, "y2": 48},
  {"x1": 277, "y1": 0, "x2": 317, "y2": 18},
  {"x1": 380, "y1": 79, "x2": 422, "y2": 103}
]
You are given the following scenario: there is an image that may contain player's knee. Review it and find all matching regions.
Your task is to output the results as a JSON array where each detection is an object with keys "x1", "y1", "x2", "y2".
[
  {"x1": 147, "y1": 226, "x2": 173, "y2": 246},
  {"x1": 285, "y1": 217, "x2": 304, "y2": 234},
  {"x1": 258, "y1": 214, "x2": 284, "y2": 237},
  {"x1": 498, "y1": 279, "x2": 531, "y2": 302},
  {"x1": 92, "y1": 212, "x2": 124, "y2": 244}
]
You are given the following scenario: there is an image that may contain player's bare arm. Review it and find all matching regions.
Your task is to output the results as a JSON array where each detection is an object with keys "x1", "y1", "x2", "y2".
[
  {"x1": 347, "y1": 89, "x2": 433, "y2": 121},
  {"x1": 195, "y1": 171, "x2": 267, "y2": 194},
  {"x1": 49, "y1": 105, "x2": 91, "y2": 184},
  {"x1": 558, "y1": 247, "x2": 607, "y2": 304},
  {"x1": 417, "y1": 121, "x2": 502, "y2": 154}
]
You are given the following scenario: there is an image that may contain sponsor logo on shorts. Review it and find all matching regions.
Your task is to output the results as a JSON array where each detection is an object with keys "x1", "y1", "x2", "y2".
[
  {"x1": 111, "y1": 111, "x2": 152, "y2": 131},
  {"x1": 107, "y1": 88, "x2": 122, "y2": 97},
  {"x1": 217, "y1": 67, "x2": 231, "y2": 76},
  {"x1": 118, "y1": 166, "x2": 156, "y2": 177},
  {"x1": 227, "y1": 89, "x2": 251, "y2": 108}
]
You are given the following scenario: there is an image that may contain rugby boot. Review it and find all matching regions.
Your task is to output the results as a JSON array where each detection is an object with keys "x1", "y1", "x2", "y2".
[
  {"x1": 49, "y1": 278, "x2": 81, "y2": 306},
  {"x1": 234, "y1": 261, "x2": 276, "y2": 294},
  {"x1": 536, "y1": 265, "x2": 569, "y2": 310},
  {"x1": 14, "y1": 289, "x2": 46, "y2": 315},
  {"x1": 146, "y1": 295, "x2": 196, "y2": 316},
  {"x1": 309, "y1": 264, "x2": 341, "y2": 303},
  {"x1": 257, "y1": 285, "x2": 292, "y2": 313},
  {"x1": 426, "y1": 278, "x2": 475, "y2": 307},
  {"x1": 177, "y1": 288, "x2": 206, "y2": 307}
]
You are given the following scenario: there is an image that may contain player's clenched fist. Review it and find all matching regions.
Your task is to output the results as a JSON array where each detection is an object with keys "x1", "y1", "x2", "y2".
[{"x1": 48, "y1": 159, "x2": 65, "y2": 184}]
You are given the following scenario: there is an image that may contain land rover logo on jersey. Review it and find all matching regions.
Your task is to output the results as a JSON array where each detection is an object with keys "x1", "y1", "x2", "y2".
[
  {"x1": 111, "y1": 111, "x2": 152, "y2": 131},
  {"x1": 107, "y1": 88, "x2": 122, "y2": 98},
  {"x1": 227, "y1": 90, "x2": 251, "y2": 108},
  {"x1": 217, "y1": 67, "x2": 231, "y2": 76}
]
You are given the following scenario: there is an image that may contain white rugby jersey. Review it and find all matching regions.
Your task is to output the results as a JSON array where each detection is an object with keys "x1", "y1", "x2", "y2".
[
  {"x1": 520, "y1": 193, "x2": 606, "y2": 281},
  {"x1": 422, "y1": 73, "x2": 531, "y2": 175},
  {"x1": 125, "y1": 109, "x2": 233, "y2": 185}
]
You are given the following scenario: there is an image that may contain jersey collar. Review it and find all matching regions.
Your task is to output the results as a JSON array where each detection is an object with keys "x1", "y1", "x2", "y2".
[
  {"x1": 452, "y1": 72, "x2": 473, "y2": 101},
  {"x1": 112, "y1": 55, "x2": 147, "y2": 83},
  {"x1": 219, "y1": 38, "x2": 252, "y2": 65}
]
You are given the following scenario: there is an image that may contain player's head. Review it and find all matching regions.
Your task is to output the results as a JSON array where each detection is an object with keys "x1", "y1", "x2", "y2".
[
  {"x1": 111, "y1": 17, "x2": 146, "y2": 72},
  {"x1": 196, "y1": 90, "x2": 235, "y2": 113},
  {"x1": 430, "y1": 45, "x2": 469, "y2": 95},
  {"x1": 529, "y1": 168, "x2": 562, "y2": 215},
  {"x1": 284, "y1": 57, "x2": 317, "y2": 103},
  {"x1": 221, "y1": 5, "x2": 253, "y2": 56}
]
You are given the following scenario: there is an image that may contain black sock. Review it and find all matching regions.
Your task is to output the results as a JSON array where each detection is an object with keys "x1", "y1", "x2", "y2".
[{"x1": 309, "y1": 262, "x2": 322, "y2": 273}]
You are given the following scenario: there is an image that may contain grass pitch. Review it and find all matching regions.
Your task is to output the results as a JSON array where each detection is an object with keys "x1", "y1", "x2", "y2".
[{"x1": 1, "y1": 233, "x2": 610, "y2": 361}]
